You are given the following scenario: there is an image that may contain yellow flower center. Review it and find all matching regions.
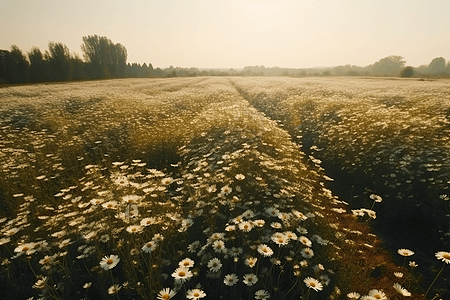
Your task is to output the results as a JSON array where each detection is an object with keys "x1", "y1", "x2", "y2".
[
  {"x1": 107, "y1": 259, "x2": 114, "y2": 265},
  {"x1": 23, "y1": 247, "x2": 29, "y2": 251},
  {"x1": 194, "y1": 293, "x2": 199, "y2": 297},
  {"x1": 162, "y1": 294, "x2": 170, "y2": 300},
  {"x1": 443, "y1": 254, "x2": 450, "y2": 259},
  {"x1": 179, "y1": 271, "x2": 185, "y2": 277},
  {"x1": 374, "y1": 295, "x2": 381, "y2": 299},
  {"x1": 310, "y1": 282, "x2": 316, "y2": 287}
]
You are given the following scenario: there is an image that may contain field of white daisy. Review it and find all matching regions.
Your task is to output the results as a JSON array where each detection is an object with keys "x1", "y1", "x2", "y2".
[{"x1": 0, "y1": 77, "x2": 448, "y2": 299}]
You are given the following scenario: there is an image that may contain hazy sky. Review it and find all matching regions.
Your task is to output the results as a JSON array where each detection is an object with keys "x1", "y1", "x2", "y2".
[{"x1": 1, "y1": 0, "x2": 449, "y2": 69}]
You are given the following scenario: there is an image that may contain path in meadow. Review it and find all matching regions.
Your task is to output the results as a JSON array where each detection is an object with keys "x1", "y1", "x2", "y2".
[{"x1": 227, "y1": 76, "x2": 450, "y2": 295}]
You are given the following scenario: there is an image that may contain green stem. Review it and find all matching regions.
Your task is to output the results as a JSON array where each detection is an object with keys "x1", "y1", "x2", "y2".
[
  {"x1": 304, "y1": 288, "x2": 311, "y2": 300},
  {"x1": 424, "y1": 263, "x2": 445, "y2": 299},
  {"x1": 286, "y1": 277, "x2": 299, "y2": 296}
]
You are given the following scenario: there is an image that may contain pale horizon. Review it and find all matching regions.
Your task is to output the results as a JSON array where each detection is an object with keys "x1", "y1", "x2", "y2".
[{"x1": 1, "y1": 0, "x2": 449, "y2": 69}]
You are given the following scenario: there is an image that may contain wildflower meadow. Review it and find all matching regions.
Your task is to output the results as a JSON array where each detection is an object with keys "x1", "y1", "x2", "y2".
[{"x1": 0, "y1": 77, "x2": 449, "y2": 299}]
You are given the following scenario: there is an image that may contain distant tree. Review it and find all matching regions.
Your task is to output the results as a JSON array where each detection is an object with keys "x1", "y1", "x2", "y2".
[
  {"x1": 400, "y1": 66, "x2": 414, "y2": 78},
  {"x1": 70, "y1": 53, "x2": 86, "y2": 80},
  {"x1": 9, "y1": 45, "x2": 30, "y2": 83},
  {"x1": 28, "y1": 47, "x2": 50, "y2": 82},
  {"x1": 153, "y1": 67, "x2": 164, "y2": 77},
  {"x1": 81, "y1": 35, "x2": 127, "y2": 78},
  {"x1": 368, "y1": 55, "x2": 405, "y2": 76},
  {"x1": 0, "y1": 50, "x2": 13, "y2": 83},
  {"x1": 46, "y1": 42, "x2": 71, "y2": 81},
  {"x1": 428, "y1": 57, "x2": 446, "y2": 75},
  {"x1": 81, "y1": 35, "x2": 103, "y2": 78},
  {"x1": 115, "y1": 43, "x2": 127, "y2": 77},
  {"x1": 167, "y1": 70, "x2": 177, "y2": 78}
]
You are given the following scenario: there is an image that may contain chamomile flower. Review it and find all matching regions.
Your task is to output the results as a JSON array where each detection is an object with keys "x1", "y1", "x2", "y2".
[
  {"x1": 238, "y1": 221, "x2": 253, "y2": 232},
  {"x1": 257, "y1": 244, "x2": 274, "y2": 257},
  {"x1": 304, "y1": 277, "x2": 323, "y2": 291},
  {"x1": 108, "y1": 284, "x2": 122, "y2": 295},
  {"x1": 265, "y1": 207, "x2": 279, "y2": 217},
  {"x1": 301, "y1": 247, "x2": 314, "y2": 259},
  {"x1": 253, "y1": 219, "x2": 265, "y2": 227},
  {"x1": 271, "y1": 232, "x2": 289, "y2": 246},
  {"x1": 393, "y1": 283, "x2": 411, "y2": 297},
  {"x1": 102, "y1": 201, "x2": 118, "y2": 209},
  {"x1": 435, "y1": 251, "x2": 450, "y2": 264},
  {"x1": 141, "y1": 217, "x2": 158, "y2": 226},
  {"x1": 347, "y1": 292, "x2": 360, "y2": 299},
  {"x1": 284, "y1": 231, "x2": 297, "y2": 240},
  {"x1": 122, "y1": 194, "x2": 141, "y2": 204},
  {"x1": 270, "y1": 222, "x2": 282, "y2": 229},
  {"x1": 142, "y1": 241, "x2": 158, "y2": 253},
  {"x1": 223, "y1": 273, "x2": 239, "y2": 286},
  {"x1": 157, "y1": 288, "x2": 177, "y2": 300},
  {"x1": 368, "y1": 289, "x2": 387, "y2": 300},
  {"x1": 225, "y1": 225, "x2": 236, "y2": 232},
  {"x1": 14, "y1": 243, "x2": 36, "y2": 255},
  {"x1": 33, "y1": 276, "x2": 48, "y2": 289},
  {"x1": 186, "y1": 288, "x2": 206, "y2": 300},
  {"x1": 398, "y1": 249, "x2": 414, "y2": 257},
  {"x1": 212, "y1": 240, "x2": 226, "y2": 253},
  {"x1": 370, "y1": 194, "x2": 383, "y2": 202},
  {"x1": 229, "y1": 247, "x2": 243, "y2": 257},
  {"x1": 188, "y1": 241, "x2": 200, "y2": 253},
  {"x1": 171, "y1": 267, "x2": 193, "y2": 283},
  {"x1": 83, "y1": 282, "x2": 92, "y2": 289},
  {"x1": 299, "y1": 236, "x2": 312, "y2": 247},
  {"x1": 207, "y1": 257, "x2": 222, "y2": 272},
  {"x1": 245, "y1": 257, "x2": 258, "y2": 268},
  {"x1": 221, "y1": 185, "x2": 232, "y2": 195},
  {"x1": 243, "y1": 273, "x2": 258, "y2": 286},
  {"x1": 409, "y1": 261, "x2": 418, "y2": 268},
  {"x1": 161, "y1": 177, "x2": 173, "y2": 185},
  {"x1": 126, "y1": 225, "x2": 143, "y2": 234},
  {"x1": 179, "y1": 258, "x2": 195, "y2": 268},
  {"x1": 255, "y1": 289, "x2": 270, "y2": 299},
  {"x1": 99, "y1": 254, "x2": 120, "y2": 270},
  {"x1": 209, "y1": 232, "x2": 225, "y2": 241},
  {"x1": 235, "y1": 174, "x2": 245, "y2": 180}
]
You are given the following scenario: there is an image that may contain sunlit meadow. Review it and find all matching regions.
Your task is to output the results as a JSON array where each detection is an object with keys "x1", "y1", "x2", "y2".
[{"x1": 0, "y1": 77, "x2": 449, "y2": 299}]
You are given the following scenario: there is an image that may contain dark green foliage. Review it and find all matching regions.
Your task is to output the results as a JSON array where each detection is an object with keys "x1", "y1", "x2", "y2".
[
  {"x1": 81, "y1": 35, "x2": 127, "y2": 78},
  {"x1": 400, "y1": 66, "x2": 414, "y2": 77}
]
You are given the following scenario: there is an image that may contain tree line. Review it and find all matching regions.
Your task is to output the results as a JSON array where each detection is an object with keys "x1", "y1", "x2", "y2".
[
  {"x1": 0, "y1": 35, "x2": 130, "y2": 84},
  {"x1": 1, "y1": 36, "x2": 450, "y2": 84},
  {"x1": 241, "y1": 56, "x2": 450, "y2": 78}
]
